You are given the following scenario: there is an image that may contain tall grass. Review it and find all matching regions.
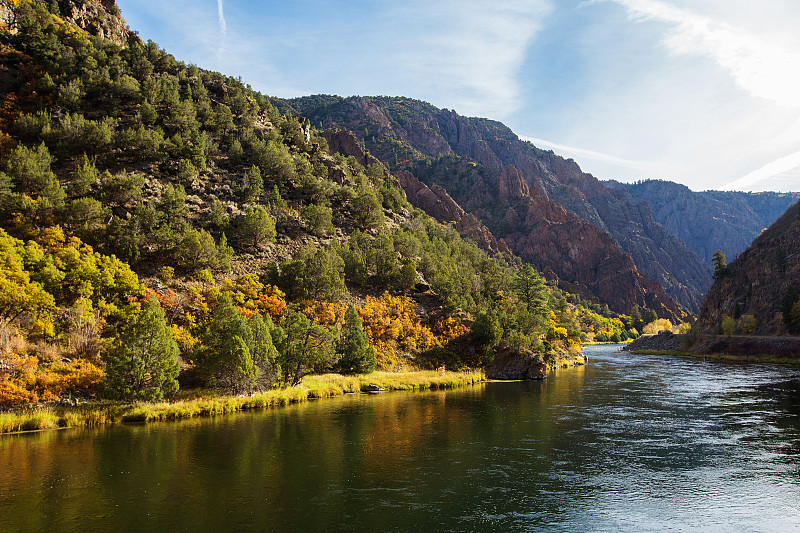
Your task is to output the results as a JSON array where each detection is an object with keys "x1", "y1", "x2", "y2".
[{"x1": 0, "y1": 370, "x2": 485, "y2": 435}]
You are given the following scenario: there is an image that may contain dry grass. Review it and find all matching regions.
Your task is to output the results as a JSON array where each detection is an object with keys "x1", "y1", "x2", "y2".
[{"x1": 0, "y1": 370, "x2": 485, "y2": 434}]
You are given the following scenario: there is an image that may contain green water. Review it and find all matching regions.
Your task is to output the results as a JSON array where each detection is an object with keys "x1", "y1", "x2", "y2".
[{"x1": 1, "y1": 345, "x2": 799, "y2": 532}]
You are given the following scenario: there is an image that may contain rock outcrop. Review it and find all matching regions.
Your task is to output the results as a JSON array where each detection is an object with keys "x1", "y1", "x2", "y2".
[
  {"x1": 696, "y1": 200, "x2": 800, "y2": 334},
  {"x1": 486, "y1": 346, "x2": 549, "y2": 380},
  {"x1": 282, "y1": 96, "x2": 688, "y2": 320},
  {"x1": 1, "y1": 0, "x2": 137, "y2": 46}
]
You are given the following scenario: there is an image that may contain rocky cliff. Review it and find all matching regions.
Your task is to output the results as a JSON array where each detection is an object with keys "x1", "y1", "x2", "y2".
[
  {"x1": 607, "y1": 179, "x2": 800, "y2": 265},
  {"x1": 279, "y1": 95, "x2": 692, "y2": 318},
  {"x1": 696, "y1": 200, "x2": 800, "y2": 334},
  {"x1": 2, "y1": 0, "x2": 135, "y2": 46}
]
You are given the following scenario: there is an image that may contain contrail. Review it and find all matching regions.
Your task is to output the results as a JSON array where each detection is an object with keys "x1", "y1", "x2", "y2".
[{"x1": 217, "y1": 0, "x2": 227, "y2": 35}]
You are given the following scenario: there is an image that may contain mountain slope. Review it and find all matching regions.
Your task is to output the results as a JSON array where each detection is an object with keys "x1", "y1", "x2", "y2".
[
  {"x1": 278, "y1": 95, "x2": 696, "y2": 317},
  {"x1": 696, "y1": 200, "x2": 800, "y2": 335},
  {"x1": 607, "y1": 179, "x2": 800, "y2": 265}
]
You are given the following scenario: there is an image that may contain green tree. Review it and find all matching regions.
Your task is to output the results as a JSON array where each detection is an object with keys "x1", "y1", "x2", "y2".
[
  {"x1": 196, "y1": 294, "x2": 259, "y2": 392},
  {"x1": 178, "y1": 228, "x2": 219, "y2": 272},
  {"x1": 102, "y1": 296, "x2": 180, "y2": 401},
  {"x1": 343, "y1": 241, "x2": 368, "y2": 286},
  {"x1": 642, "y1": 307, "x2": 658, "y2": 325},
  {"x1": 335, "y1": 306, "x2": 376, "y2": 374},
  {"x1": 629, "y1": 304, "x2": 645, "y2": 333},
  {"x1": 300, "y1": 203, "x2": 334, "y2": 237},
  {"x1": 712, "y1": 250, "x2": 728, "y2": 279},
  {"x1": 248, "y1": 313, "x2": 282, "y2": 387},
  {"x1": 471, "y1": 310, "x2": 502, "y2": 349},
  {"x1": 512, "y1": 264, "x2": 549, "y2": 318},
  {"x1": 243, "y1": 164, "x2": 263, "y2": 201},
  {"x1": 237, "y1": 206, "x2": 276, "y2": 249},
  {"x1": 68, "y1": 154, "x2": 99, "y2": 196},
  {"x1": 279, "y1": 309, "x2": 334, "y2": 386},
  {"x1": 139, "y1": 99, "x2": 158, "y2": 125},
  {"x1": 395, "y1": 257, "x2": 418, "y2": 294}
]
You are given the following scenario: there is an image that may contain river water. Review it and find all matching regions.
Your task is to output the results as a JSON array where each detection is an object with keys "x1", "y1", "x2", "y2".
[{"x1": 1, "y1": 345, "x2": 799, "y2": 532}]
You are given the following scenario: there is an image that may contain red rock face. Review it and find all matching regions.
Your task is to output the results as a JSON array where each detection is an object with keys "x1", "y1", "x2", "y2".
[
  {"x1": 298, "y1": 97, "x2": 688, "y2": 320},
  {"x1": 394, "y1": 170, "x2": 511, "y2": 256}
]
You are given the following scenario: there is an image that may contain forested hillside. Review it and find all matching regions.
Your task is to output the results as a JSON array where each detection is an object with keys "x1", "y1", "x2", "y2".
[
  {"x1": 276, "y1": 95, "x2": 704, "y2": 314},
  {"x1": 0, "y1": 0, "x2": 646, "y2": 406}
]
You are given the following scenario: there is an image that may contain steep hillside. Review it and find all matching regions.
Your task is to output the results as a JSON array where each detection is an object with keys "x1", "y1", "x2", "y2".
[
  {"x1": 0, "y1": 0, "x2": 647, "y2": 405},
  {"x1": 696, "y1": 200, "x2": 800, "y2": 335},
  {"x1": 278, "y1": 95, "x2": 695, "y2": 317},
  {"x1": 607, "y1": 179, "x2": 800, "y2": 265}
]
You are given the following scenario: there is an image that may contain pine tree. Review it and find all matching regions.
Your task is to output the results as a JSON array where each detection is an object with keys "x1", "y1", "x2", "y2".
[
  {"x1": 196, "y1": 294, "x2": 260, "y2": 392},
  {"x1": 244, "y1": 164, "x2": 263, "y2": 201},
  {"x1": 237, "y1": 206, "x2": 275, "y2": 249},
  {"x1": 335, "y1": 306, "x2": 376, "y2": 374},
  {"x1": 102, "y1": 296, "x2": 180, "y2": 401},
  {"x1": 512, "y1": 264, "x2": 549, "y2": 318},
  {"x1": 711, "y1": 250, "x2": 728, "y2": 279}
]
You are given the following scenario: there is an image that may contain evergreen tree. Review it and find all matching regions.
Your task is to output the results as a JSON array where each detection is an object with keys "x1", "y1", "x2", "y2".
[
  {"x1": 244, "y1": 164, "x2": 263, "y2": 201},
  {"x1": 102, "y1": 296, "x2": 180, "y2": 401},
  {"x1": 279, "y1": 309, "x2": 334, "y2": 386},
  {"x1": 335, "y1": 306, "x2": 376, "y2": 374},
  {"x1": 196, "y1": 294, "x2": 260, "y2": 392},
  {"x1": 471, "y1": 310, "x2": 502, "y2": 349},
  {"x1": 512, "y1": 264, "x2": 549, "y2": 318},
  {"x1": 711, "y1": 250, "x2": 728, "y2": 279},
  {"x1": 629, "y1": 304, "x2": 644, "y2": 333},
  {"x1": 237, "y1": 206, "x2": 275, "y2": 249},
  {"x1": 248, "y1": 313, "x2": 282, "y2": 387}
]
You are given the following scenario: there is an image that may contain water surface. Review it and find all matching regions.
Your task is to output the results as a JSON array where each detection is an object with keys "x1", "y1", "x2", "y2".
[{"x1": 1, "y1": 345, "x2": 799, "y2": 532}]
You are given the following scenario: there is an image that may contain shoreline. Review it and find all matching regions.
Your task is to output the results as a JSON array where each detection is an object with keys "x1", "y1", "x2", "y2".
[
  {"x1": 625, "y1": 332, "x2": 800, "y2": 365},
  {"x1": 0, "y1": 370, "x2": 484, "y2": 436},
  {"x1": 1, "y1": 349, "x2": 592, "y2": 436}
]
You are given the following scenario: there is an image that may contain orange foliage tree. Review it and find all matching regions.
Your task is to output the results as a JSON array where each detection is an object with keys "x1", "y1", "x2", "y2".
[{"x1": 357, "y1": 292, "x2": 438, "y2": 369}]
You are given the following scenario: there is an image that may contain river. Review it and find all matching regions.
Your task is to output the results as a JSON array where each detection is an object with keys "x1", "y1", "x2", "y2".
[{"x1": 1, "y1": 345, "x2": 799, "y2": 532}]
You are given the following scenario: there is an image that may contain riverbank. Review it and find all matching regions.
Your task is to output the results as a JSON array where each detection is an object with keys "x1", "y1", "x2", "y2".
[
  {"x1": 0, "y1": 370, "x2": 484, "y2": 435},
  {"x1": 625, "y1": 332, "x2": 800, "y2": 364}
]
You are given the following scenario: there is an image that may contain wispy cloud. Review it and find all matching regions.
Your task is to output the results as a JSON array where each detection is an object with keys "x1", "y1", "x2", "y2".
[
  {"x1": 386, "y1": 0, "x2": 552, "y2": 118},
  {"x1": 521, "y1": 135, "x2": 688, "y2": 181},
  {"x1": 721, "y1": 151, "x2": 800, "y2": 191},
  {"x1": 217, "y1": 0, "x2": 227, "y2": 35},
  {"x1": 522, "y1": 136, "x2": 656, "y2": 171},
  {"x1": 596, "y1": 0, "x2": 800, "y2": 108}
]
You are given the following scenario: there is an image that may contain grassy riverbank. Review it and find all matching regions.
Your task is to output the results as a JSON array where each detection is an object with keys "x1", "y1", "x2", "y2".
[{"x1": 0, "y1": 370, "x2": 484, "y2": 435}]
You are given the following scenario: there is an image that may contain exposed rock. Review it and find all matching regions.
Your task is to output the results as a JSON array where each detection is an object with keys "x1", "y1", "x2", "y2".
[
  {"x1": 607, "y1": 179, "x2": 800, "y2": 265},
  {"x1": 411, "y1": 157, "x2": 685, "y2": 320},
  {"x1": 394, "y1": 170, "x2": 511, "y2": 255},
  {"x1": 321, "y1": 128, "x2": 384, "y2": 170},
  {"x1": 57, "y1": 0, "x2": 137, "y2": 47},
  {"x1": 487, "y1": 346, "x2": 548, "y2": 380},
  {"x1": 285, "y1": 95, "x2": 690, "y2": 319},
  {"x1": 696, "y1": 200, "x2": 800, "y2": 335}
]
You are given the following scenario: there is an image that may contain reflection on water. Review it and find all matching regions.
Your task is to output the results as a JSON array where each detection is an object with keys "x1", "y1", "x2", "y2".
[{"x1": 1, "y1": 345, "x2": 799, "y2": 532}]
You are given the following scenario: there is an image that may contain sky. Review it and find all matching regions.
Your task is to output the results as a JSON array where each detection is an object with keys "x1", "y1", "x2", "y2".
[{"x1": 115, "y1": 0, "x2": 800, "y2": 192}]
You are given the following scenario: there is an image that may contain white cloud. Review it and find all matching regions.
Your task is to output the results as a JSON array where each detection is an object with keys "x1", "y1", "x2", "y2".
[
  {"x1": 597, "y1": 0, "x2": 800, "y2": 109},
  {"x1": 721, "y1": 151, "x2": 800, "y2": 192},
  {"x1": 385, "y1": 0, "x2": 552, "y2": 118},
  {"x1": 521, "y1": 135, "x2": 670, "y2": 173},
  {"x1": 217, "y1": 0, "x2": 227, "y2": 35}
]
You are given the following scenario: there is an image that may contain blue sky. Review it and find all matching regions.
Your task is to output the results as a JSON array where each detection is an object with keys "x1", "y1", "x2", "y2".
[{"x1": 116, "y1": 0, "x2": 800, "y2": 192}]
